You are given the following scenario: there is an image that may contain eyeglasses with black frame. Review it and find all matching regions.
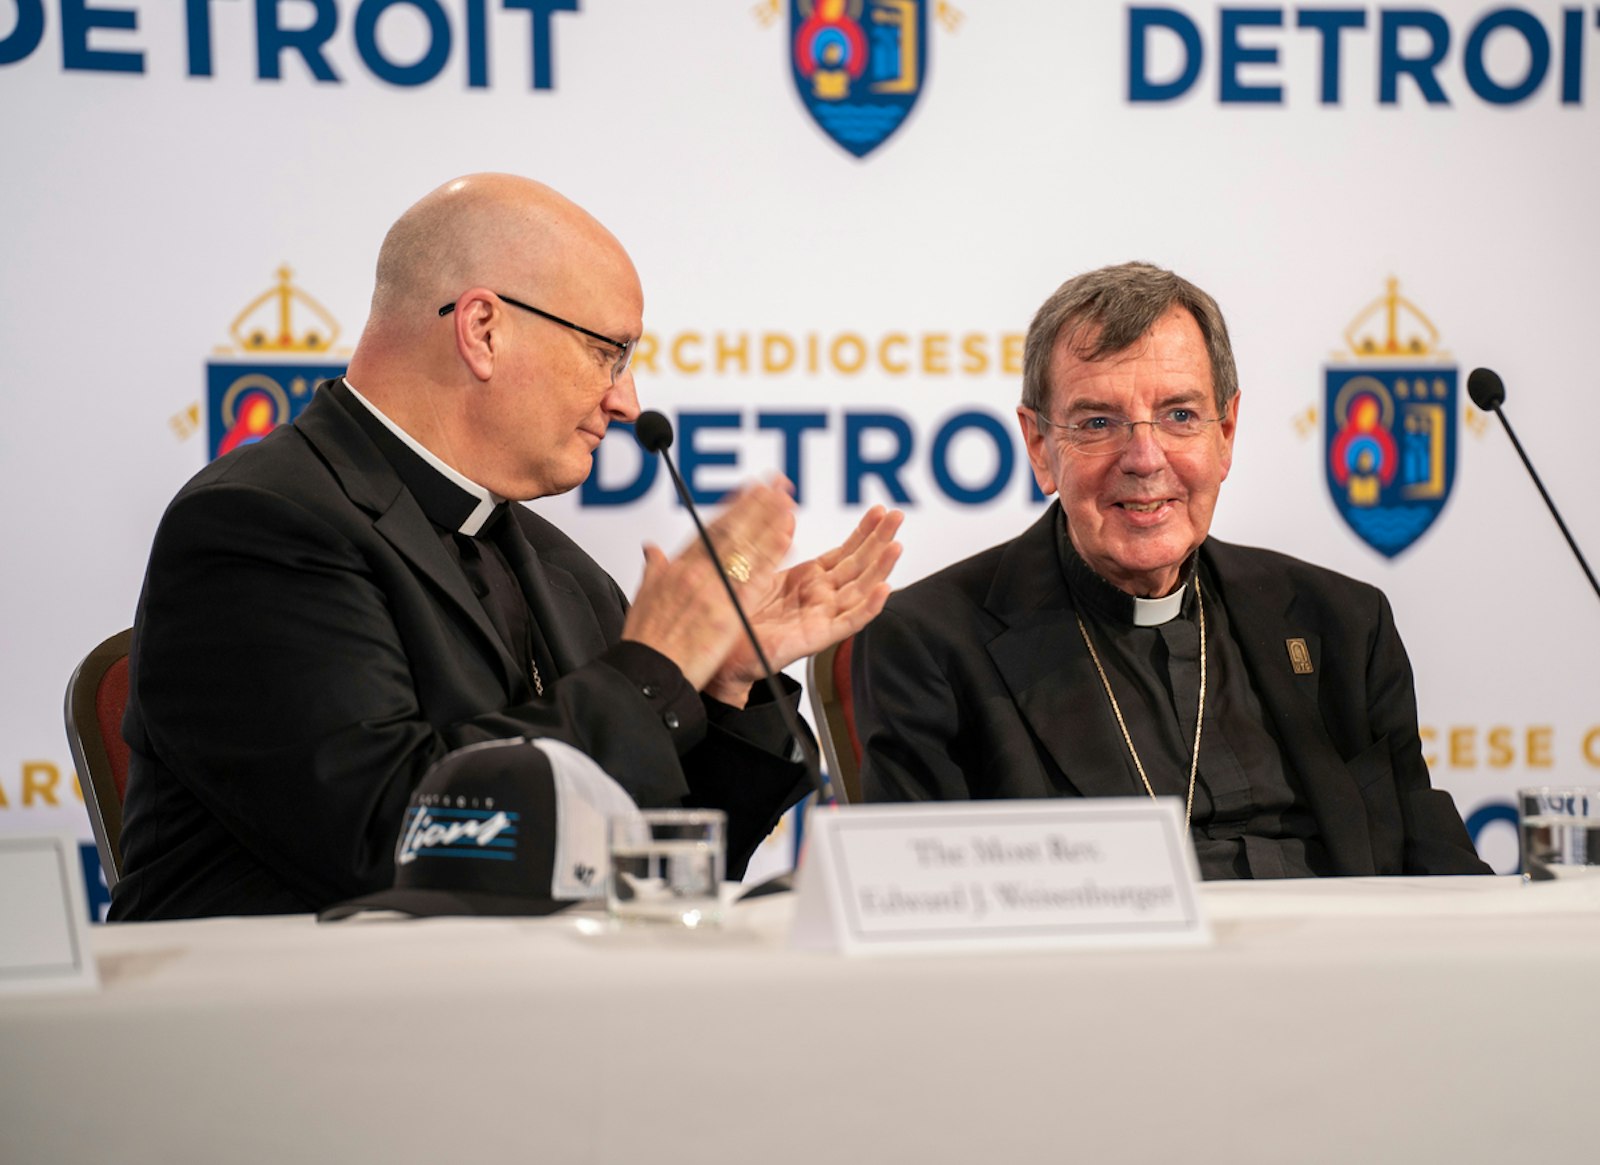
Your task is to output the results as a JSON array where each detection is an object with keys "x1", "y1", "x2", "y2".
[
  {"x1": 1029, "y1": 406, "x2": 1225, "y2": 455},
  {"x1": 439, "y1": 293, "x2": 636, "y2": 385}
]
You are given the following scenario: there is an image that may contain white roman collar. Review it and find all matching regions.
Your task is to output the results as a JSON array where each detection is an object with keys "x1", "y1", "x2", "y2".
[
  {"x1": 1131, "y1": 585, "x2": 1187, "y2": 627},
  {"x1": 342, "y1": 378, "x2": 503, "y2": 536}
]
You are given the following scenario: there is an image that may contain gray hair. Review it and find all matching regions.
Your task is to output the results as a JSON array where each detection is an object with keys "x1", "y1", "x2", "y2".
[{"x1": 1020, "y1": 262, "x2": 1238, "y2": 416}]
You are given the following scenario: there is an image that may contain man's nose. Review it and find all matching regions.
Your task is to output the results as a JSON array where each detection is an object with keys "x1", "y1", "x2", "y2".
[
  {"x1": 605, "y1": 366, "x2": 641, "y2": 423},
  {"x1": 1118, "y1": 420, "x2": 1168, "y2": 472}
]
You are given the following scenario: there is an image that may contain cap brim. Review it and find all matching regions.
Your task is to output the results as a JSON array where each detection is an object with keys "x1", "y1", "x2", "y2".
[{"x1": 318, "y1": 887, "x2": 581, "y2": 923}]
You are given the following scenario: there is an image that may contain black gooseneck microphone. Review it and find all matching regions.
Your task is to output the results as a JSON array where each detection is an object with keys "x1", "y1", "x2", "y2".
[
  {"x1": 633, "y1": 410, "x2": 836, "y2": 808},
  {"x1": 1466, "y1": 367, "x2": 1600, "y2": 604}
]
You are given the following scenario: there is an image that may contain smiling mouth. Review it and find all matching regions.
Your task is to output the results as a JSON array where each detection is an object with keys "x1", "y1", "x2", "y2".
[{"x1": 1117, "y1": 500, "x2": 1170, "y2": 513}]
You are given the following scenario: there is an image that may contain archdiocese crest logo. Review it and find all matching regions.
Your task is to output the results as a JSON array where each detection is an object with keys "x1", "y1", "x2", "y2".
[
  {"x1": 206, "y1": 266, "x2": 347, "y2": 461},
  {"x1": 790, "y1": 0, "x2": 928, "y2": 158},
  {"x1": 1324, "y1": 279, "x2": 1457, "y2": 558}
]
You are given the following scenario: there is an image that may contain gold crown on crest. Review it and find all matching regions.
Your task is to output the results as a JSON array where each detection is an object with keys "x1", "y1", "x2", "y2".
[
  {"x1": 224, "y1": 265, "x2": 341, "y2": 354},
  {"x1": 1341, "y1": 277, "x2": 1444, "y2": 360}
]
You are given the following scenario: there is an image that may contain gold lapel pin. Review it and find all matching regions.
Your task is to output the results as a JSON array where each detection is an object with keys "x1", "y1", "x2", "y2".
[{"x1": 1286, "y1": 638, "x2": 1314, "y2": 675}]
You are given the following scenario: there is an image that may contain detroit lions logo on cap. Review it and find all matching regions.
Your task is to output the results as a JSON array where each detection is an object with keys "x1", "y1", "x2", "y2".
[{"x1": 396, "y1": 801, "x2": 520, "y2": 865}]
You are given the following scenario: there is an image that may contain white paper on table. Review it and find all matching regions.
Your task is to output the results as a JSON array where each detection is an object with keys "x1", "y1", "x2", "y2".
[
  {"x1": 791, "y1": 798, "x2": 1209, "y2": 956},
  {"x1": 0, "y1": 833, "x2": 99, "y2": 995}
]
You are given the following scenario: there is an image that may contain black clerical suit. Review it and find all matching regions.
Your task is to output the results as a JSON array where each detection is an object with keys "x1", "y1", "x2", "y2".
[
  {"x1": 112, "y1": 381, "x2": 809, "y2": 920},
  {"x1": 853, "y1": 504, "x2": 1488, "y2": 877}
]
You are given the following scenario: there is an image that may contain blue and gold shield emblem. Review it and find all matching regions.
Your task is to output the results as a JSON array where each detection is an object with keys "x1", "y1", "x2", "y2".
[
  {"x1": 790, "y1": 0, "x2": 928, "y2": 158},
  {"x1": 206, "y1": 266, "x2": 347, "y2": 460},
  {"x1": 1323, "y1": 279, "x2": 1457, "y2": 558},
  {"x1": 207, "y1": 364, "x2": 342, "y2": 460}
]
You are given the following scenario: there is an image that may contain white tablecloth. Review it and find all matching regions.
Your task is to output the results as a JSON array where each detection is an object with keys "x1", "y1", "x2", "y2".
[{"x1": 3, "y1": 876, "x2": 1598, "y2": 1164}]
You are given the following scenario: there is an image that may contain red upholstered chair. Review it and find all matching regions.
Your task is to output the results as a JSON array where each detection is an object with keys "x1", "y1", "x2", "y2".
[
  {"x1": 64, "y1": 628, "x2": 133, "y2": 891},
  {"x1": 805, "y1": 635, "x2": 863, "y2": 804}
]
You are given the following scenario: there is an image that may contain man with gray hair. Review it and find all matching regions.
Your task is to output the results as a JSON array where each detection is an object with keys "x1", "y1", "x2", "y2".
[{"x1": 854, "y1": 261, "x2": 1485, "y2": 877}]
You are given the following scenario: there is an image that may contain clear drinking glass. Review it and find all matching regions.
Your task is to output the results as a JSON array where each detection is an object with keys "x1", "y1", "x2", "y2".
[
  {"x1": 1518, "y1": 786, "x2": 1600, "y2": 881},
  {"x1": 606, "y1": 809, "x2": 726, "y2": 927}
]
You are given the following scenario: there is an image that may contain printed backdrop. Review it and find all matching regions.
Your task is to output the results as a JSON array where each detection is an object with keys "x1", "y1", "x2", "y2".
[{"x1": 4, "y1": 2, "x2": 1598, "y2": 905}]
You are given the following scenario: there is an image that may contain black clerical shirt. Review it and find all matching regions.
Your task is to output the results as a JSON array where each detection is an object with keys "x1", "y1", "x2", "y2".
[
  {"x1": 333, "y1": 380, "x2": 558, "y2": 695},
  {"x1": 1057, "y1": 517, "x2": 1332, "y2": 879},
  {"x1": 331, "y1": 378, "x2": 796, "y2": 758}
]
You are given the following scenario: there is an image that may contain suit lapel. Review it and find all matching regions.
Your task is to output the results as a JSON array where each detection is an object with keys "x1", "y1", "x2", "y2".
[
  {"x1": 1204, "y1": 542, "x2": 1376, "y2": 874},
  {"x1": 983, "y1": 507, "x2": 1139, "y2": 798},
  {"x1": 499, "y1": 508, "x2": 608, "y2": 677},
  {"x1": 294, "y1": 387, "x2": 525, "y2": 693}
]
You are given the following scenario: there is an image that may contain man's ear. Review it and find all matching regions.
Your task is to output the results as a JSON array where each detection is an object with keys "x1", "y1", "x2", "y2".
[
  {"x1": 1217, "y1": 388, "x2": 1240, "y2": 481},
  {"x1": 1017, "y1": 406, "x2": 1058, "y2": 497},
  {"x1": 450, "y1": 289, "x2": 499, "y2": 383}
]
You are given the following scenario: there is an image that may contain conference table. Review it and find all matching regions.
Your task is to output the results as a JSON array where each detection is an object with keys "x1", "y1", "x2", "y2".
[{"x1": 3, "y1": 875, "x2": 1597, "y2": 1164}]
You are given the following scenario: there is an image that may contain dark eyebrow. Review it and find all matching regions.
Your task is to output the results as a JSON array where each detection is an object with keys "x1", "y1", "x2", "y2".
[
  {"x1": 1061, "y1": 390, "x2": 1209, "y2": 416},
  {"x1": 1060, "y1": 398, "x2": 1121, "y2": 416}
]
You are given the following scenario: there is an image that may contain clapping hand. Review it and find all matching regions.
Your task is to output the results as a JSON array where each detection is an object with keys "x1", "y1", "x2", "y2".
[
  {"x1": 703, "y1": 505, "x2": 903, "y2": 706},
  {"x1": 622, "y1": 483, "x2": 903, "y2": 707}
]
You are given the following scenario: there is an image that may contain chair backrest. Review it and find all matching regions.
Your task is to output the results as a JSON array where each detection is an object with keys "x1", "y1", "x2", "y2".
[
  {"x1": 64, "y1": 628, "x2": 133, "y2": 891},
  {"x1": 805, "y1": 635, "x2": 862, "y2": 804}
]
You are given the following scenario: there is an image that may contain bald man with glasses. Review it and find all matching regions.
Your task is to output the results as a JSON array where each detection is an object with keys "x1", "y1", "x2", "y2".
[
  {"x1": 853, "y1": 262, "x2": 1485, "y2": 879},
  {"x1": 113, "y1": 174, "x2": 901, "y2": 920}
]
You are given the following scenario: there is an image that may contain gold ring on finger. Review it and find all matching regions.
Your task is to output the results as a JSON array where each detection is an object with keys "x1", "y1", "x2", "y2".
[{"x1": 722, "y1": 551, "x2": 752, "y2": 583}]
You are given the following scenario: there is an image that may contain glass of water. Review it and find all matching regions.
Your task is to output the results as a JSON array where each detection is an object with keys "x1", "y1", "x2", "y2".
[
  {"x1": 607, "y1": 809, "x2": 726, "y2": 927},
  {"x1": 1518, "y1": 786, "x2": 1600, "y2": 881}
]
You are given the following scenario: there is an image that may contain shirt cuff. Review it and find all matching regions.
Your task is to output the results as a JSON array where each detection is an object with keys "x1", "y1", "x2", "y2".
[
  {"x1": 599, "y1": 640, "x2": 706, "y2": 755},
  {"x1": 703, "y1": 673, "x2": 802, "y2": 759}
]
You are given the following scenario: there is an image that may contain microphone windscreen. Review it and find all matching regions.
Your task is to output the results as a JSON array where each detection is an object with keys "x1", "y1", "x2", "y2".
[
  {"x1": 1467, "y1": 367, "x2": 1506, "y2": 411},
  {"x1": 634, "y1": 410, "x2": 674, "y2": 453}
]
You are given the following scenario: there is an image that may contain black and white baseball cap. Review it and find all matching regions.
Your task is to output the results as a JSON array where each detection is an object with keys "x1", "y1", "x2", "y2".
[{"x1": 319, "y1": 737, "x2": 642, "y2": 921}]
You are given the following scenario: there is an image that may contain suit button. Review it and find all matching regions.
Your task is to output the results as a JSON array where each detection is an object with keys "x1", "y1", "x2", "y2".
[
  {"x1": 641, "y1": 683, "x2": 661, "y2": 699},
  {"x1": 664, "y1": 712, "x2": 681, "y2": 730}
]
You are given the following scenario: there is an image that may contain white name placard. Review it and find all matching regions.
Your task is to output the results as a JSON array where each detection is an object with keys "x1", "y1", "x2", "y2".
[
  {"x1": 0, "y1": 834, "x2": 99, "y2": 995},
  {"x1": 791, "y1": 798, "x2": 1208, "y2": 956}
]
